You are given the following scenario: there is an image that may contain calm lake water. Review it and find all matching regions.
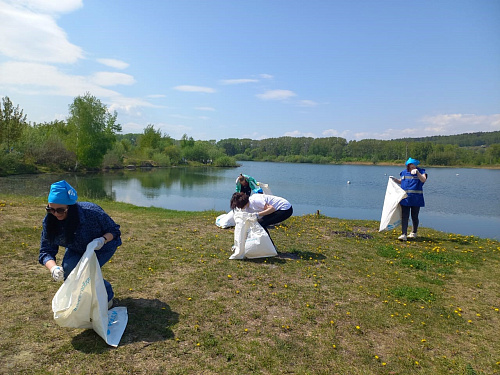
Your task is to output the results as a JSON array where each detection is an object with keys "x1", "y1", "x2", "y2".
[{"x1": 1, "y1": 161, "x2": 499, "y2": 240}]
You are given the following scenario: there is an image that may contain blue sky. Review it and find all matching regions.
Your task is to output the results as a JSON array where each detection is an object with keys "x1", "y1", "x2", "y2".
[{"x1": 1, "y1": 0, "x2": 499, "y2": 141}]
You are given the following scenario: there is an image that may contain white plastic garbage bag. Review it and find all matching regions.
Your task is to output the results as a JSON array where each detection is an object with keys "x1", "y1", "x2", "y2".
[
  {"x1": 258, "y1": 182, "x2": 272, "y2": 195},
  {"x1": 379, "y1": 177, "x2": 407, "y2": 232},
  {"x1": 229, "y1": 210, "x2": 277, "y2": 259},
  {"x1": 215, "y1": 210, "x2": 235, "y2": 228},
  {"x1": 52, "y1": 239, "x2": 128, "y2": 347}
]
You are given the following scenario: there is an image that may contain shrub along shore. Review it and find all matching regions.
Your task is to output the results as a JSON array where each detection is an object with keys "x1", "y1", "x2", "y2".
[{"x1": 1, "y1": 194, "x2": 499, "y2": 374}]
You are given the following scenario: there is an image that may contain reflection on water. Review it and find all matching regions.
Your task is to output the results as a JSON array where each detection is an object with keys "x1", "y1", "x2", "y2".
[{"x1": 1, "y1": 162, "x2": 499, "y2": 239}]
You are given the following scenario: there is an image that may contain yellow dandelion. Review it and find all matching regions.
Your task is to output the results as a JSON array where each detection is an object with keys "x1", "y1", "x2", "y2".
[{"x1": 227, "y1": 274, "x2": 232, "y2": 278}]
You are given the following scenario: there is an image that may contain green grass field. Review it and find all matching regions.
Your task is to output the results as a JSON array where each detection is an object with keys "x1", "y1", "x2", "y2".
[{"x1": 1, "y1": 194, "x2": 499, "y2": 374}]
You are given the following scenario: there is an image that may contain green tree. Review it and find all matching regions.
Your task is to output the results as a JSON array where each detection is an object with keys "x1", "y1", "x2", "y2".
[
  {"x1": 138, "y1": 124, "x2": 162, "y2": 150},
  {"x1": 66, "y1": 93, "x2": 121, "y2": 169},
  {"x1": 0, "y1": 96, "x2": 28, "y2": 152}
]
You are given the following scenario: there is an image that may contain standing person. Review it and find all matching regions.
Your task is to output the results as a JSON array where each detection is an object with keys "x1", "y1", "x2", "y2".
[
  {"x1": 39, "y1": 180, "x2": 121, "y2": 308},
  {"x1": 230, "y1": 192, "x2": 293, "y2": 249},
  {"x1": 235, "y1": 174, "x2": 262, "y2": 196},
  {"x1": 392, "y1": 158, "x2": 428, "y2": 241}
]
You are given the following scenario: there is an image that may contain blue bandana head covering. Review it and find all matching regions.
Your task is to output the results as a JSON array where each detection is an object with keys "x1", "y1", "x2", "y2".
[
  {"x1": 405, "y1": 157, "x2": 420, "y2": 166},
  {"x1": 48, "y1": 180, "x2": 78, "y2": 205}
]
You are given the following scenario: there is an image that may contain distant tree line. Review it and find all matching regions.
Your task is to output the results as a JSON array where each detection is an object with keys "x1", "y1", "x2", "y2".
[
  {"x1": 0, "y1": 94, "x2": 237, "y2": 176},
  {"x1": 1, "y1": 94, "x2": 499, "y2": 176},
  {"x1": 216, "y1": 132, "x2": 500, "y2": 166}
]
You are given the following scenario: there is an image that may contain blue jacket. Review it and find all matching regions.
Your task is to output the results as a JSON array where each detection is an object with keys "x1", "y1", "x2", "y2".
[
  {"x1": 39, "y1": 202, "x2": 121, "y2": 266},
  {"x1": 400, "y1": 168, "x2": 426, "y2": 207}
]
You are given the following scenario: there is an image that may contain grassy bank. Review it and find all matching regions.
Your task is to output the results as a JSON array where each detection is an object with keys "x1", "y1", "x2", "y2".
[{"x1": 1, "y1": 194, "x2": 499, "y2": 375}]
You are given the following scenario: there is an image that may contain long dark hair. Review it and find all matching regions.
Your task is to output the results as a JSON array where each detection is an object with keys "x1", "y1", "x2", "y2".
[
  {"x1": 46, "y1": 204, "x2": 80, "y2": 244},
  {"x1": 230, "y1": 192, "x2": 249, "y2": 210}
]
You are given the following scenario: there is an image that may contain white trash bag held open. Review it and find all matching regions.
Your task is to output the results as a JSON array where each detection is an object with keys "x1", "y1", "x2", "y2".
[
  {"x1": 229, "y1": 210, "x2": 277, "y2": 260},
  {"x1": 215, "y1": 210, "x2": 235, "y2": 228},
  {"x1": 52, "y1": 239, "x2": 128, "y2": 347},
  {"x1": 379, "y1": 177, "x2": 407, "y2": 232}
]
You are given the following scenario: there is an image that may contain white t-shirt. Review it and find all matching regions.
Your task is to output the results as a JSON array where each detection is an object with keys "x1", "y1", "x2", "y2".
[{"x1": 247, "y1": 194, "x2": 291, "y2": 212}]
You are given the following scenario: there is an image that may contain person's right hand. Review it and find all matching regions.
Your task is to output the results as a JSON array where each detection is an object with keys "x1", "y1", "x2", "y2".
[{"x1": 50, "y1": 265, "x2": 64, "y2": 282}]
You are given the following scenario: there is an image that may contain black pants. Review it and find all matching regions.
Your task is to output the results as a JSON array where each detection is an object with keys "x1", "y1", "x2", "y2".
[
  {"x1": 258, "y1": 207, "x2": 293, "y2": 247},
  {"x1": 401, "y1": 205, "x2": 420, "y2": 235}
]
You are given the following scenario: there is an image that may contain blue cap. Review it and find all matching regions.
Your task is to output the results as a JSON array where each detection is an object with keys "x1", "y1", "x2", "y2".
[
  {"x1": 405, "y1": 157, "x2": 420, "y2": 166},
  {"x1": 48, "y1": 180, "x2": 78, "y2": 205}
]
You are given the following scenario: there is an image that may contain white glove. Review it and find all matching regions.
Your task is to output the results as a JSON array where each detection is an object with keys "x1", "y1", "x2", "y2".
[
  {"x1": 411, "y1": 169, "x2": 418, "y2": 175},
  {"x1": 93, "y1": 237, "x2": 106, "y2": 250},
  {"x1": 250, "y1": 212, "x2": 260, "y2": 220},
  {"x1": 50, "y1": 265, "x2": 64, "y2": 282}
]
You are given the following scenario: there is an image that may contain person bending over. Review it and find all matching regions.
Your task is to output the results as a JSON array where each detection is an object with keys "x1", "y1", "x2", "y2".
[
  {"x1": 230, "y1": 192, "x2": 293, "y2": 249},
  {"x1": 39, "y1": 180, "x2": 121, "y2": 308}
]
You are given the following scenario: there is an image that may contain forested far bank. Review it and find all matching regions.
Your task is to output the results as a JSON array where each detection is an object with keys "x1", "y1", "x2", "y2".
[
  {"x1": 1, "y1": 94, "x2": 499, "y2": 176},
  {"x1": 217, "y1": 133, "x2": 500, "y2": 167}
]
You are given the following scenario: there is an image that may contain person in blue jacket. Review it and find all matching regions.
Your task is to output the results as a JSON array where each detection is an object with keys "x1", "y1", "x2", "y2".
[
  {"x1": 39, "y1": 180, "x2": 121, "y2": 308},
  {"x1": 235, "y1": 174, "x2": 263, "y2": 196},
  {"x1": 392, "y1": 158, "x2": 428, "y2": 241}
]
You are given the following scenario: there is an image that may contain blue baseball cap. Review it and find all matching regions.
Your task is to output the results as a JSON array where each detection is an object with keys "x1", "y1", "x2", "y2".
[
  {"x1": 48, "y1": 180, "x2": 78, "y2": 205},
  {"x1": 405, "y1": 157, "x2": 420, "y2": 166}
]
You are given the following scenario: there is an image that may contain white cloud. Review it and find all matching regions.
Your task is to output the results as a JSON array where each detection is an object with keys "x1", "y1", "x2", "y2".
[
  {"x1": 10, "y1": 0, "x2": 83, "y2": 14},
  {"x1": 220, "y1": 78, "x2": 259, "y2": 85},
  {"x1": 0, "y1": 61, "x2": 117, "y2": 97},
  {"x1": 219, "y1": 78, "x2": 258, "y2": 85},
  {"x1": 97, "y1": 58, "x2": 129, "y2": 70},
  {"x1": 259, "y1": 74, "x2": 273, "y2": 79},
  {"x1": 298, "y1": 100, "x2": 318, "y2": 107},
  {"x1": 173, "y1": 85, "x2": 216, "y2": 93},
  {"x1": 322, "y1": 129, "x2": 339, "y2": 137},
  {"x1": 90, "y1": 72, "x2": 136, "y2": 86},
  {"x1": 256, "y1": 89, "x2": 296, "y2": 101},
  {"x1": 283, "y1": 130, "x2": 316, "y2": 137},
  {"x1": 420, "y1": 113, "x2": 500, "y2": 134},
  {"x1": 0, "y1": 1, "x2": 83, "y2": 63},
  {"x1": 107, "y1": 96, "x2": 157, "y2": 113},
  {"x1": 195, "y1": 107, "x2": 215, "y2": 111}
]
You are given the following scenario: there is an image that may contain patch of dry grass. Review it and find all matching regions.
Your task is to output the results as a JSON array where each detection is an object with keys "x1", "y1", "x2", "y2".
[{"x1": 1, "y1": 194, "x2": 499, "y2": 374}]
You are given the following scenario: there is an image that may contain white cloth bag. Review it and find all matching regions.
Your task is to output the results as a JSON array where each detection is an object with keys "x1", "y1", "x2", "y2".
[
  {"x1": 258, "y1": 182, "x2": 272, "y2": 195},
  {"x1": 229, "y1": 210, "x2": 277, "y2": 259},
  {"x1": 379, "y1": 177, "x2": 407, "y2": 232},
  {"x1": 215, "y1": 210, "x2": 235, "y2": 228},
  {"x1": 52, "y1": 239, "x2": 128, "y2": 347}
]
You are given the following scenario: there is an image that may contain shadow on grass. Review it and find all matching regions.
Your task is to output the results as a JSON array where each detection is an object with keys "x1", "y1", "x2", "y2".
[
  {"x1": 71, "y1": 298, "x2": 178, "y2": 352},
  {"x1": 243, "y1": 249, "x2": 327, "y2": 264}
]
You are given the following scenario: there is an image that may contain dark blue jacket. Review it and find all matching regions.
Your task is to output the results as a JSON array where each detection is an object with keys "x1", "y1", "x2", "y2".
[{"x1": 400, "y1": 169, "x2": 426, "y2": 207}]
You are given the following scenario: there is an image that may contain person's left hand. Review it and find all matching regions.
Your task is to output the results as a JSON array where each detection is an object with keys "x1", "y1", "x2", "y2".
[
  {"x1": 93, "y1": 237, "x2": 106, "y2": 250},
  {"x1": 411, "y1": 169, "x2": 418, "y2": 175}
]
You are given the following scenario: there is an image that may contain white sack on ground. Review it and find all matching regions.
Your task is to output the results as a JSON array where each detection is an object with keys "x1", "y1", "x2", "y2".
[
  {"x1": 52, "y1": 239, "x2": 128, "y2": 347},
  {"x1": 379, "y1": 177, "x2": 407, "y2": 232},
  {"x1": 258, "y1": 182, "x2": 272, "y2": 195},
  {"x1": 216, "y1": 210, "x2": 235, "y2": 228},
  {"x1": 229, "y1": 210, "x2": 277, "y2": 260}
]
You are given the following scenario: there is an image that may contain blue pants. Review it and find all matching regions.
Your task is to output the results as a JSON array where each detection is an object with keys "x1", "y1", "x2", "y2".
[
  {"x1": 401, "y1": 205, "x2": 420, "y2": 235},
  {"x1": 62, "y1": 245, "x2": 117, "y2": 302}
]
